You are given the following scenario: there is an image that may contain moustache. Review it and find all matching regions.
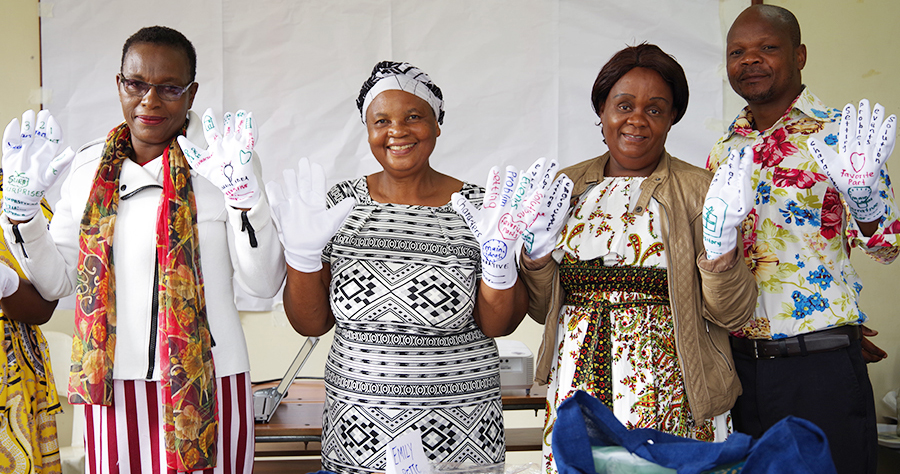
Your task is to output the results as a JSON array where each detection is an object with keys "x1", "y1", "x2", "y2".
[{"x1": 737, "y1": 68, "x2": 768, "y2": 81}]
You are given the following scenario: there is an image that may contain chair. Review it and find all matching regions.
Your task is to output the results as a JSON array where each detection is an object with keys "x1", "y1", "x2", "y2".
[{"x1": 43, "y1": 330, "x2": 85, "y2": 474}]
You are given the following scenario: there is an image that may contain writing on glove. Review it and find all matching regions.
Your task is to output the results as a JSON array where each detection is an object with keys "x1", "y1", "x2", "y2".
[
  {"x1": 703, "y1": 146, "x2": 754, "y2": 260},
  {"x1": 178, "y1": 108, "x2": 260, "y2": 208},
  {"x1": 808, "y1": 99, "x2": 896, "y2": 223},
  {"x1": 2, "y1": 110, "x2": 75, "y2": 221}
]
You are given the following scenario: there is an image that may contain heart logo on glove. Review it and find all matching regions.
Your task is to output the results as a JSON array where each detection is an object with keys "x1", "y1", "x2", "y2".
[
  {"x1": 240, "y1": 150, "x2": 252, "y2": 165},
  {"x1": 850, "y1": 152, "x2": 866, "y2": 173},
  {"x1": 498, "y1": 213, "x2": 526, "y2": 240}
]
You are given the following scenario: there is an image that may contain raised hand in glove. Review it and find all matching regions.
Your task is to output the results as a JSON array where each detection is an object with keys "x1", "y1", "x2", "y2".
[
  {"x1": 2, "y1": 110, "x2": 75, "y2": 221},
  {"x1": 265, "y1": 158, "x2": 355, "y2": 272},
  {"x1": 809, "y1": 99, "x2": 896, "y2": 223},
  {"x1": 517, "y1": 158, "x2": 573, "y2": 260},
  {"x1": 178, "y1": 108, "x2": 260, "y2": 208},
  {"x1": 702, "y1": 146, "x2": 755, "y2": 260},
  {"x1": 452, "y1": 158, "x2": 549, "y2": 290}
]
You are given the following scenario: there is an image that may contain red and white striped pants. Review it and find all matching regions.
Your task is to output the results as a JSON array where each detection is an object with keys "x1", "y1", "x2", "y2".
[{"x1": 80, "y1": 372, "x2": 254, "y2": 474}]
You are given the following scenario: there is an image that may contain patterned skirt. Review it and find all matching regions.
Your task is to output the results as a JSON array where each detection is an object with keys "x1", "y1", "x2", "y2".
[
  {"x1": 321, "y1": 327, "x2": 505, "y2": 474},
  {"x1": 0, "y1": 316, "x2": 61, "y2": 474},
  {"x1": 542, "y1": 259, "x2": 730, "y2": 474}
]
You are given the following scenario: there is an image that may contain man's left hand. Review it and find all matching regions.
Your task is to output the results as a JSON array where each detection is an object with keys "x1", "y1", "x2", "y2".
[{"x1": 861, "y1": 325, "x2": 887, "y2": 363}]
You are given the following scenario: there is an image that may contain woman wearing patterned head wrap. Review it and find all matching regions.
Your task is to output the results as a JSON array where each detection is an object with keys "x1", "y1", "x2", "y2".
[{"x1": 272, "y1": 61, "x2": 531, "y2": 474}]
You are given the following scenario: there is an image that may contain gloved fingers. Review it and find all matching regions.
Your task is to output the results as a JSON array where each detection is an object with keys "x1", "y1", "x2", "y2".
[
  {"x1": 451, "y1": 192, "x2": 483, "y2": 240},
  {"x1": 307, "y1": 160, "x2": 328, "y2": 209},
  {"x1": 865, "y1": 103, "x2": 885, "y2": 149},
  {"x1": 481, "y1": 166, "x2": 503, "y2": 210},
  {"x1": 2, "y1": 118, "x2": 21, "y2": 155},
  {"x1": 529, "y1": 158, "x2": 559, "y2": 198},
  {"x1": 177, "y1": 135, "x2": 212, "y2": 171},
  {"x1": 839, "y1": 103, "x2": 855, "y2": 156},
  {"x1": 856, "y1": 99, "x2": 871, "y2": 150},
  {"x1": 35, "y1": 110, "x2": 57, "y2": 143},
  {"x1": 737, "y1": 147, "x2": 756, "y2": 215},
  {"x1": 539, "y1": 174, "x2": 573, "y2": 230},
  {"x1": 519, "y1": 157, "x2": 547, "y2": 195},
  {"x1": 201, "y1": 108, "x2": 221, "y2": 146},
  {"x1": 707, "y1": 147, "x2": 737, "y2": 198},
  {"x1": 502, "y1": 166, "x2": 523, "y2": 209},
  {"x1": 20, "y1": 110, "x2": 35, "y2": 142},
  {"x1": 44, "y1": 147, "x2": 75, "y2": 182},
  {"x1": 874, "y1": 114, "x2": 896, "y2": 166},
  {"x1": 289, "y1": 158, "x2": 308, "y2": 203},
  {"x1": 223, "y1": 112, "x2": 235, "y2": 138},
  {"x1": 235, "y1": 110, "x2": 256, "y2": 152}
]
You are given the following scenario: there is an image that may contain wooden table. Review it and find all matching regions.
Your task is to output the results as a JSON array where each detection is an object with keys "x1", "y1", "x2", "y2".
[{"x1": 253, "y1": 379, "x2": 545, "y2": 472}]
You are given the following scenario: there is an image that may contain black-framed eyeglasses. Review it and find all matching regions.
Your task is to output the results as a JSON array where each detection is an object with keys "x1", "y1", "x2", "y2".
[{"x1": 118, "y1": 73, "x2": 194, "y2": 101}]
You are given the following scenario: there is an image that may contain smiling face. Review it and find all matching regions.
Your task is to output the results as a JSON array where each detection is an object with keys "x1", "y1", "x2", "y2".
[
  {"x1": 726, "y1": 9, "x2": 805, "y2": 109},
  {"x1": 365, "y1": 89, "x2": 441, "y2": 178},
  {"x1": 599, "y1": 67, "x2": 676, "y2": 177},
  {"x1": 118, "y1": 42, "x2": 198, "y2": 163}
]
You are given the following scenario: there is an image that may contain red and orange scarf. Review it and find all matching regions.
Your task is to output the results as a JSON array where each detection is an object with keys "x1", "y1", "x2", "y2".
[{"x1": 68, "y1": 121, "x2": 218, "y2": 471}]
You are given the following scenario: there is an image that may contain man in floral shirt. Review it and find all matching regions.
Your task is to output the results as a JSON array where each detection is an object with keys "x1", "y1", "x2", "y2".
[{"x1": 708, "y1": 5, "x2": 899, "y2": 473}]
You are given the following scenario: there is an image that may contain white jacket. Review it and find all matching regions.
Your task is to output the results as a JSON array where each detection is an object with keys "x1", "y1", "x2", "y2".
[{"x1": 1, "y1": 111, "x2": 286, "y2": 379}]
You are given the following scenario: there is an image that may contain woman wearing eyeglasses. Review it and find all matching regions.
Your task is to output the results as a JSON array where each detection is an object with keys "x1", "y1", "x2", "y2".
[{"x1": 0, "y1": 26, "x2": 284, "y2": 474}]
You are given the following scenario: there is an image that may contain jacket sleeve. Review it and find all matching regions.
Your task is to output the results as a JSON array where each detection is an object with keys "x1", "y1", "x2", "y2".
[
  {"x1": 519, "y1": 247, "x2": 559, "y2": 325},
  {"x1": 224, "y1": 152, "x2": 286, "y2": 299},
  {"x1": 696, "y1": 242, "x2": 758, "y2": 331}
]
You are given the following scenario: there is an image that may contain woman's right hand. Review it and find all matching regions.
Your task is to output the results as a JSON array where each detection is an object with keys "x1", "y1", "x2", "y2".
[
  {"x1": 453, "y1": 158, "x2": 560, "y2": 290},
  {"x1": 265, "y1": 158, "x2": 354, "y2": 272},
  {"x1": 2, "y1": 110, "x2": 75, "y2": 222}
]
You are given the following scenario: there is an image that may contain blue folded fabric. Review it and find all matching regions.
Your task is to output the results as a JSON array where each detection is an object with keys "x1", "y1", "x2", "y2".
[{"x1": 552, "y1": 390, "x2": 836, "y2": 474}]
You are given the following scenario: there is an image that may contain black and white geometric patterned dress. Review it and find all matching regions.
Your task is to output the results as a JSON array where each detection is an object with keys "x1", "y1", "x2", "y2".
[{"x1": 320, "y1": 178, "x2": 506, "y2": 474}]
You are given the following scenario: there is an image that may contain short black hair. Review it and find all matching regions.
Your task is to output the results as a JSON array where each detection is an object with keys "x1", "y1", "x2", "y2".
[
  {"x1": 591, "y1": 43, "x2": 689, "y2": 125},
  {"x1": 753, "y1": 4, "x2": 802, "y2": 48},
  {"x1": 121, "y1": 26, "x2": 197, "y2": 82}
]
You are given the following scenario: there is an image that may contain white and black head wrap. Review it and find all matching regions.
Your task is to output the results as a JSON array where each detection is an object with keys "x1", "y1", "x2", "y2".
[{"x1": 357, "y1": 61, "x2": 444, "y2": 125}]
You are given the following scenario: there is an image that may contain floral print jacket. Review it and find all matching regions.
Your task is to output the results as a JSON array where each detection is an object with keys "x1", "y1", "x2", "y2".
[{"x1": 707, "y1": 87, "x2": 900, "y2": 340}]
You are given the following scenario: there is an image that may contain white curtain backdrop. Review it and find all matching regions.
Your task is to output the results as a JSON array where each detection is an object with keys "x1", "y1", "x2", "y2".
[{"x1": 41, "y1": 0, "x2": 724, "y2": 309}]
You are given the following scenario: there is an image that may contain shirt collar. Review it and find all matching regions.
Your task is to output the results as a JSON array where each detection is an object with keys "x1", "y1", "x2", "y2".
[{"x1": 724, "y1": 86, "x2": 839, "y2": 138}]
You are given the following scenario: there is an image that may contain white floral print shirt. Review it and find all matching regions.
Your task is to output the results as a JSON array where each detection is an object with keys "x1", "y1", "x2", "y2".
[{"x1": 707, "y1": 87, "x2": 900, "y2": 339}]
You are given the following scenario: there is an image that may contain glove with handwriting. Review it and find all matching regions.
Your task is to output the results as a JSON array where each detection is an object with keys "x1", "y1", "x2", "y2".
[
  {"x1": 702, "y1": 146, "x2": 755, "y2": 259},
  {"x1": 518, "y1": 158, "x2": 573, "y2": 260},
  {"x1": 178, "y1": 108, "x2": 260, "y2": 208},
  {"x1": 452, "y1": 158, "x2": 547, "y2": 290},
  {"x1": 808, "y1": 99, "x2": 896, "y2": 222},
  {"x1": 265, "y1": 158, "x2": 355, "y2": 272},
  {"x1": 2, "y1": 110, "x2": 75, "y2": 221}
]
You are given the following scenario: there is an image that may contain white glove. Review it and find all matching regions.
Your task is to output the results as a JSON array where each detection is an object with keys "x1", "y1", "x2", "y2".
[
  {"x1": 178, "y1": 108, "x2": 260, "y2": 208},
  {"x1": 702, "y1": 146, "x2": 755, "y2": 260},
  {"x1": 0, "y1": 264, "x2": 19, "y2": 299},
  {"x1": 809, "y1": 99, "x2": 896, "y2": 223},
  {"x1": 265, "y1": 158, "x2": 355, "y2": 272},
  {"x1": 452, "y1": 159, "x2": 547, "y2": 290},
  {"x1": 518, "y1": 158, "x2": 573, "y2": 259},
  {"x1": 2, "y1": 110, "x2": 75, "y2": 221}
]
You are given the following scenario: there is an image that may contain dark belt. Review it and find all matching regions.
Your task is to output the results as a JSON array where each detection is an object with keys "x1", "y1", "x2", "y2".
[{"x1": 730, "y1": 325, "x2": 862, "y2": 359}]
